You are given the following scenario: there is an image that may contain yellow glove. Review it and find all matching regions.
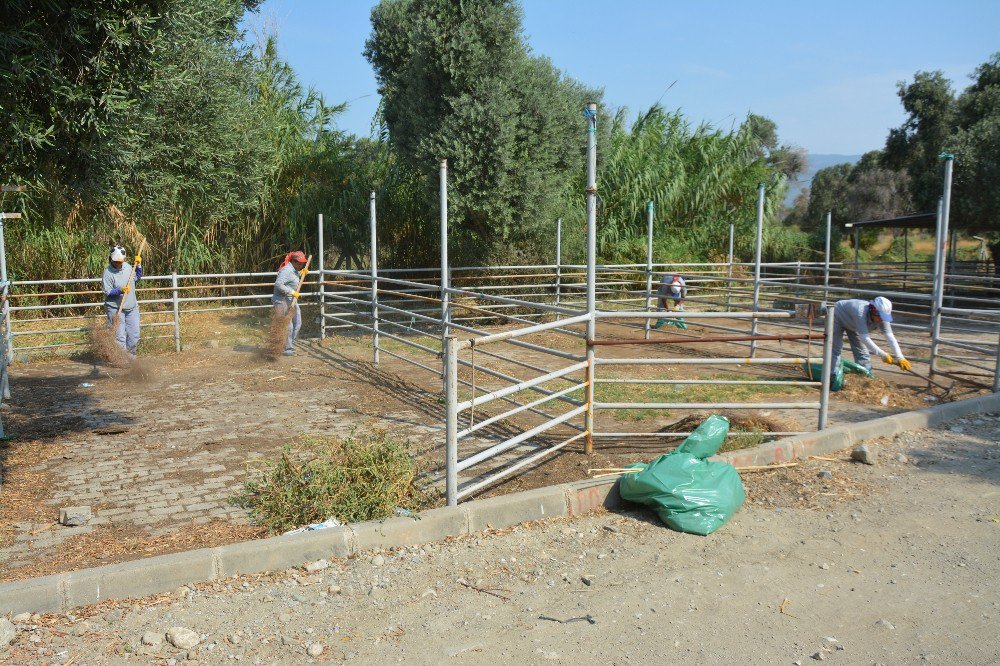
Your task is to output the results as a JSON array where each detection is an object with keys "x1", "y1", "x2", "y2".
[
  {"x1": 134, "y1": 255, "x2": 142, "y2": 265},
  {"x1": 121, "y1": 285, "x2": 131, "y2": 295},
  {"x1": 298, "y1": 268, "x2": 308, "y2": 279},
  {"x1": 898, "y1": 358, "x2": 911, "y2": 372},
  {"x1": 291, "y1": 291, "x2": 300, "y2": 299},
  {"x1": 882, "y1": 353, "x2": 893, "y2": 365}
]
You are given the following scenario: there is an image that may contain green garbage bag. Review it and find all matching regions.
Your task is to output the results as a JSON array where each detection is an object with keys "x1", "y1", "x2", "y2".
[
  {"x1": 804, "y1": 362, "x2": 843, "y2": 391},
  {"x1": 619, "y1": 416, "x2": 746, "y2": 536},
  {"x1": 842, "y1": 360, "x2": 874, "y2": 378},
  {"x1": 652, "y1": 318, "x2": 688, "y2": 330}
]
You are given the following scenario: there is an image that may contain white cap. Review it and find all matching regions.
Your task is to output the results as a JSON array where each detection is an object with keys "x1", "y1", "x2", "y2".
[
  {"x1": 872, "y1": 296, "x2": 893, "y2": 322},
  {"x1": 110, "y1": 246, "x2": 127, "y2": 262}
]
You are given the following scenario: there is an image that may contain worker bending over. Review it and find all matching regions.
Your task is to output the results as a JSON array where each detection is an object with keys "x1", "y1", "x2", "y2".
[
  {"x1": 831, "y1": 297, "x2": 910, "y2": 379},
  {"x1": 653, "y1": 274, "x2": 687, "y2": 329}
]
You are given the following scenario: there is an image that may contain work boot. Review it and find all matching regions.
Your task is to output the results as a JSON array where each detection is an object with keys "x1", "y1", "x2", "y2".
[{"x1": 282, "y1": 350, "x2": 295, "y2": 357}]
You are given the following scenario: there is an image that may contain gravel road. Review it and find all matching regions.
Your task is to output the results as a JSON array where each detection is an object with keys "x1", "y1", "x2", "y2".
[{"x1": 5, "y1": 415, "x2": 999, "y2": 665}]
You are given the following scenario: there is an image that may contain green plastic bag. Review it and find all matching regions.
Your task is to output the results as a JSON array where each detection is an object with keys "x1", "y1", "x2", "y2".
[
  {"x1": 804, "y1": 362, "x2": 843, "y2": 391},
  {"x1": 652, "y1": 318, "x2": 688, "y2": 330},
  {"x1": 842, "y1": 360, "x2": 874, "y2": 378},
  {"x1": 619, "y1": 416, "x2": 746, "y2": 536}
]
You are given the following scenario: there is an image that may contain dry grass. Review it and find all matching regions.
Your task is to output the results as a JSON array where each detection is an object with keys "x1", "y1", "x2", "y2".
[
  {"x1": 0, "y1": 438, "x2": 66, "y2": 549},
  {"x1": 837, "y1": 374, "x2": 928, "y2": 409},
  {"x1": 89, "y1": 320, "x2": 133, "y2": 367},
  {"x1": 265, "y1": 306, "x2": 293, "y2": 360}
]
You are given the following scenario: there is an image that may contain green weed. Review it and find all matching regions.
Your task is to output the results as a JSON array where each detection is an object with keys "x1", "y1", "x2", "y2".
[{"x1": 232, "y1": 430, "x2": 431, "y2": 534}]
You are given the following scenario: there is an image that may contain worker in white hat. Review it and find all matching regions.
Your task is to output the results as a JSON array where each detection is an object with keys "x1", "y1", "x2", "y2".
[
  {"x1": 830, "y1": 296, "x2": 910, "y2": 380},
  {"x1": 102, "y1": 244, "x2": 142, "y2": 357}
]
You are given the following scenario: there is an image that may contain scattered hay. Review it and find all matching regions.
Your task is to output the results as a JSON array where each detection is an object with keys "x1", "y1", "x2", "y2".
[
  {"x1": 265, "y1": 306, "x2": 293, "y2": 360},
  {"x1": 0, "y1": 520, "x2": 266, "y2": 583},
  {"x1": 89, "y1": 321, "x2": 132, "y2": 367},
  {"x1": 659, "y1": 411, "x2": 799, "y2": 453},
  {"x1": 837, "y1": 375, "x2": 926, "y2": 409},
  {"x1": 127, "y1": 358, "x2": 156, "y2": 382}
]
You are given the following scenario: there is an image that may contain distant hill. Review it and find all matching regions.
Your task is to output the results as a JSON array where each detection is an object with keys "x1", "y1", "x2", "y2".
[{"x1": 784, "y1": 153, "x2": 863, "y2": 208}]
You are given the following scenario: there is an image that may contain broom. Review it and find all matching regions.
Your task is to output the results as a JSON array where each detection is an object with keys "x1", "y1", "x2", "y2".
[
  {"x1": 91, "y1": 261, "x2": 137, "y2": 367},
  {"x1": 267, "y1": 255, "x2": 312, "y2": 360}
]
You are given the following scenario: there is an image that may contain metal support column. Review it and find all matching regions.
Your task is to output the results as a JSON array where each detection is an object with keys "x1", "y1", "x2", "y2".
[
  {"x1": 445, "y1": 335, "x2": 458, "y2": 505},
  {"x1": 643, "y1": 201, "x2": 654, "y2": 340},
  {"x1": 823, "y1": 210, "x2": 832, "y2": 306},
  {"x1": 171, "y1": 272, "x2": 181, "y2": 352},
  {"x1": 369, "y1": 192, "x2": 379, "y2": 364},
  {"x1": 818, "y1": 306, "x2": 834, "y2": 430},
  {"x1": 853, "y1": 227, "x2": 860, "y2": 273},
  {"x1": 584, "y1": 102, "x2": 598, "y2": 455},
  {"x1": 931, "y1": 154, "x2": 954, "y2": 376},
  {"x1": 317, "y1": 213, "x2": 325, "y2": 340},
  {"x1": 750, "y1": 182, "x2": 765, "y2": 356},
  {"x1": 929, "y1": 197, "x2": 944, "y2": 375},
  {"x1": 440, "y1": 159, "x2": 450, "y2": 372}
]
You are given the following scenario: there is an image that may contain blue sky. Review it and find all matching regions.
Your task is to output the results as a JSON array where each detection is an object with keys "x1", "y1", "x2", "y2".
[{"x1": 247, "y1": 1, "x2": 1000, "y2": 155}]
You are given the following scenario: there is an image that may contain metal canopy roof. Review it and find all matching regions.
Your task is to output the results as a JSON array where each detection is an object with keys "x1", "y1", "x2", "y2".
[{"x1": 844, "y1": 212, "x2": 936, "y2": 230}]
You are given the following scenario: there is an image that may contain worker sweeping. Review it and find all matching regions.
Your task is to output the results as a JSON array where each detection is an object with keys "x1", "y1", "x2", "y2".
[
  {"x1": 830, "y1": 297, "x2": 911, "y2": 382},
  {"x1": 271, "y1": 250, "x2": 309, "y2": 357},
  {"x1": 653, "y1": 273, "x2": 688, "y2": 329},
  {"x1": 101, "y1": 245, "x2": 142, "y2": 358}
]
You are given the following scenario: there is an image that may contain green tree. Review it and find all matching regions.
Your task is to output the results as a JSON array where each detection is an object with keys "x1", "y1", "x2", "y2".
[
  {"x1": 364, "y1": 0, "x2": 599, "y2": 264},
  {"x1": 883, "y1": 71, "x2": 956, "y2": 212}
]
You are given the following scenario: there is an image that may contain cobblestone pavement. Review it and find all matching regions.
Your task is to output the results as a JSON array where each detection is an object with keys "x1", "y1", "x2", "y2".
[{"x1": 0, "y1": 340, "x2": 446, "y2": 573}]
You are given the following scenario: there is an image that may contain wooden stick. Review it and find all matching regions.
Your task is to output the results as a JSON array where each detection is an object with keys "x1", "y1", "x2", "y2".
[{"x1": 736, "y1": 462, "x2": 799, "y2": 472}]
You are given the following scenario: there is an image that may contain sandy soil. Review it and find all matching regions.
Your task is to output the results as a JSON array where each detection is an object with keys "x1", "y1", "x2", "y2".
[
  {"x1": 1, "y1": 415, "x2": 997, "y2": 664},
  {"x1": 0, "y1": 313, "x2": 986, "y2": 581}
]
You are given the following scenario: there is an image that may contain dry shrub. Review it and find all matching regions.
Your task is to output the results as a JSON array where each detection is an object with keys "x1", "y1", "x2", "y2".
[{"x1": 233, "y1": 430, "x2": 430, "y2": 534}]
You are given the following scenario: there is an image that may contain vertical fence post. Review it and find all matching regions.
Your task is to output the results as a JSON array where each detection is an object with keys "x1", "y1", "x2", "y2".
[
  {"x1": 932, "y1": 155, "x2": 954, "y2": 377},
  {"x1": 823, "y1": 210, "x2": 832, "y2": 306},
  {"x1": 0, "y1": 214, "x2": 12, "y2": 363},
  {"x1": 726, "y1": 223, "x2": 734, "y2": 312},
  {"x1": 818, "y1": 306, "x2": 834, "y2": 430},
  {"x1": 171, "y1": 272, "x2": 181, "y2": 352},
  {"x1": 369, "y1": 192, "x2": 379, "y2": 365},
  {"x1": 749, "y1": 182, "x2": 765, "y2": 357},
  {"x1": 445, "y1": 335, "x2": 458, "y2": 506},
  {"x1": 584, "y1": 102, "x2": 598, "y2": 455},
  {"x1": 903, "y1": 227, "x2": 909, "y2": 290},
  {"x1": 317, "y1": 213, "x2": 325, "y2": 340},
  {"x1": 992, "y1": 333, "x2": 1000, "y2": 392},
  {"x1": 440, "y1": 159, "x2": 450, "y2": 381},
  {"x1": 555, "y1": 218, "x2": 562, "y2": 307},
  {"x1": 930, "y1": 197, "x2": 944, "y2": 375},
  {"x1": 644, "y1": 201, "x2": 654, "y2": 340},
  {"x1": 852, "y1": 227, "x2": 860, "y2": 273}
]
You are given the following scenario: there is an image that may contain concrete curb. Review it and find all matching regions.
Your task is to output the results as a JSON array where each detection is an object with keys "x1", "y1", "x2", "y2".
[
  {"x1": 1, "y1": 392, "x2": 997, "y2": 615},
  {"x1": 711, "y1": 391, "x2": 1000, "y2": 467}
]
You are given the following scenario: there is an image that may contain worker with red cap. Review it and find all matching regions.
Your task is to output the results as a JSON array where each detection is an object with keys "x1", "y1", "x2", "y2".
[{"x1": 272, "y1": 251, "x2": 308, "y2": 356}]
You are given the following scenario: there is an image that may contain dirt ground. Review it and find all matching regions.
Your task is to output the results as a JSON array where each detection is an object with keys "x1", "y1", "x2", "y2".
[
  {"x1": 3, "y1": 415, "x2": 998, "y2": 664},
  {"x1": 0, "y1": 313, "x2": 986, "y2": 581}
]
